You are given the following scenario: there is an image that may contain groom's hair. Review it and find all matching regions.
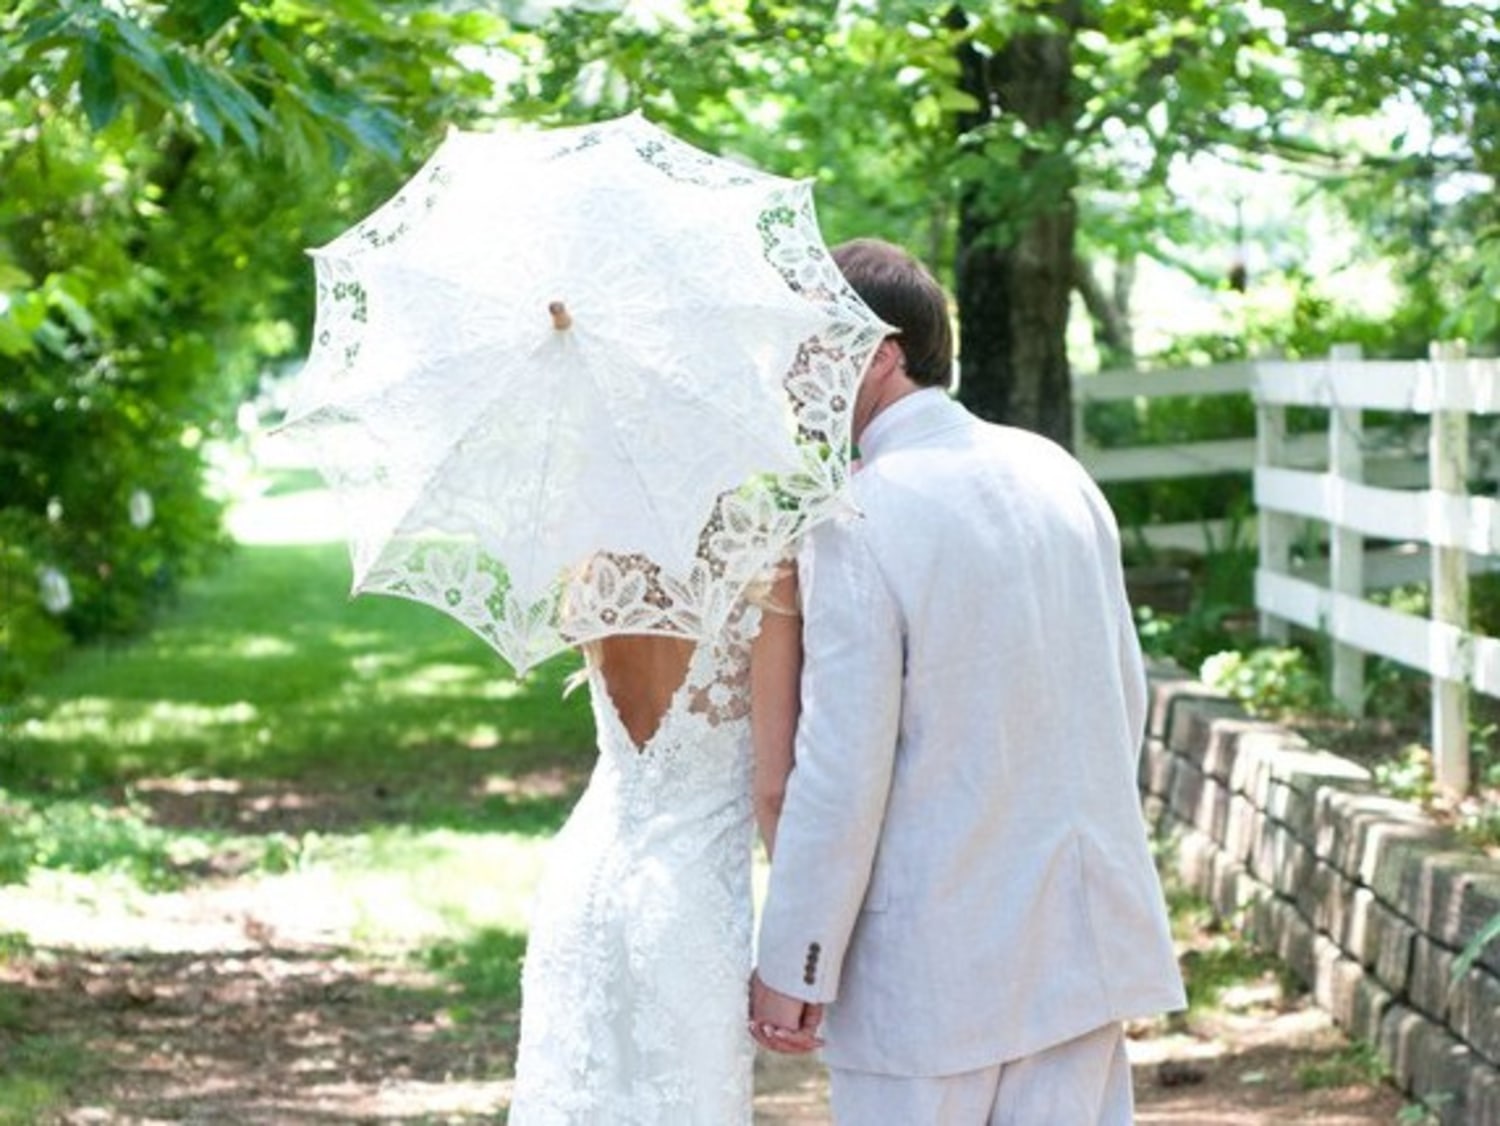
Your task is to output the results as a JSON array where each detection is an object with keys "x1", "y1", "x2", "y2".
[{"x1": 832, "y1": 239, "x2": 954, "y2": 390}]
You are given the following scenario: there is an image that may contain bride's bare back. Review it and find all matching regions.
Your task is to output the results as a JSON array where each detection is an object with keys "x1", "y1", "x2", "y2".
[{"x1": 593, "y1": 634, "x2": 696, "y2": 752}]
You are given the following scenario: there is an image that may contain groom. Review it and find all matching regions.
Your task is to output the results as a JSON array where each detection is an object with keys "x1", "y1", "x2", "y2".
[{"x1": 750, "y1": 239, "x2": 1185, "y2": 1123}]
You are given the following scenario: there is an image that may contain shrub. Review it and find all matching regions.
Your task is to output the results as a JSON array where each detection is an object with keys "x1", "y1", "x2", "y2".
[{"x1": 1200, "y1": 645, "x2": 1332, "y2": 718}]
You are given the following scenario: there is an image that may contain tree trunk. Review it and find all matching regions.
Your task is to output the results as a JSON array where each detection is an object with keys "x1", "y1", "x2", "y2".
[
  {"x1": 1074, "y1": 254, "x2": 1135, "y2": 367},
  {"x1": 951, "y1": 4, "x2": 1080, "y2": 449}
]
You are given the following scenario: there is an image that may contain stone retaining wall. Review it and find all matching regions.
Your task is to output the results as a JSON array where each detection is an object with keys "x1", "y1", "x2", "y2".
[{"x1": 1142, "y1": 666, "x2": 1500, "y2": 1125}]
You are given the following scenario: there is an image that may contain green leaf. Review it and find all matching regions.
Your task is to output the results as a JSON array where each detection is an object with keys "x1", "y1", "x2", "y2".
[
  {"x1": 0, "y1": 317, "x2": 36, "y2": 357},
  {"x1": 252, "y1": 30, "x2": 306, "y2": 83},
  {"x1": 0, "y1": 262, "x2": 33, "y2": 291},
  {"x1": 197, "y1": 71, "x2": 270, "y2": 152},
  {"x1": 105, "y1": 12, "x2": 179, "y2": 95},
  {"x1": 46, "y1": 287, "x2": 97, "y2": 340},
  {"x1": 18, "y1": 8, "x2": 73, "y2": 48},
  {"x1": 1452, "y1": 910, "x2": 1500, "y2": 982},
  {"x1": 80, "y1": 35, "x2": 121, "y2": 131},
  {"x1": 937, "y1": 87, "x2": 982, "y2": 113},
  {"x1": 327, "y1": 0, "x2": 388, "y2": 33},
  {"x1": 447, "y1": 10, "x2": 510, "y2": 42},
  {"x1": 182, "y1": 62, "x2": 226, "y2": 147}
]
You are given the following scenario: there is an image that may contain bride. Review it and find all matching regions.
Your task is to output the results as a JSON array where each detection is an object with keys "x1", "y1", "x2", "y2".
[{"x1": 508, "y1": 568, "x2": 805, "y2": 1123}]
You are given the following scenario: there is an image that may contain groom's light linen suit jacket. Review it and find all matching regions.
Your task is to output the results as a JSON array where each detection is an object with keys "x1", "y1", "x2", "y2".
[{"x1": 757, "y1": 389, "x2": 1186, "y2": 1077}]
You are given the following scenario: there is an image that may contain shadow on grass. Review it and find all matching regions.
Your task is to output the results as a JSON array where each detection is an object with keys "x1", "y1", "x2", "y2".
[
  {"x1": 0, "y1": 541, "x2": 599, "y2": 884},
  {"x1": 0, "y1": 936, "x2": 520, "y2": 1123},
  {"x1": 1, "y1": 542, "x2": 595, "y2": 800}
]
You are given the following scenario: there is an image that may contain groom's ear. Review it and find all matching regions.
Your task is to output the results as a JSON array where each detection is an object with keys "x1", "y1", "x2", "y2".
[{"x1": 873, "y1": 337, "x2": 905, "y2": 379}]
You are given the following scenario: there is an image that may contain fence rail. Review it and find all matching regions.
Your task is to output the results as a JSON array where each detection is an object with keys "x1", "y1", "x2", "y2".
[
  {"x1": 1073, "y1": 362, "x2": 1432, "y2": 555},
  {"x1": 1077, "y1": 344, "x2": 1500, "y2": 797}
]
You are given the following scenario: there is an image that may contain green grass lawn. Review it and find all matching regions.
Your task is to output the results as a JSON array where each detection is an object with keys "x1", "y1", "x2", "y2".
[{"x1": 0, "y1": 529, "x2": 598, "y2": 1120}]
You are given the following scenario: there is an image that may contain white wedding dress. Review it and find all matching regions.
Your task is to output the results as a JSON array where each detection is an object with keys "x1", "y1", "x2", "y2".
[{"x1": 508, "y1": 607, "x2": 762, "y2": 1124}]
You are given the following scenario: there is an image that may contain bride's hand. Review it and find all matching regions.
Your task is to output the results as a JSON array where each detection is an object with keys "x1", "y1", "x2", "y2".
[{"x1": 748, "y1": 973, "x2": 824, "y2": 1054}]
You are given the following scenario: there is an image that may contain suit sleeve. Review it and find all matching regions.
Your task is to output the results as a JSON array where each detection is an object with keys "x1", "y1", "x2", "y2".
[
  {"x1": 755, "y1": 514, "x2": 903, "y2": 1003},
  {"x1": 1119, "y1": 588, "x2": 1148, "y2": 763},
  {"x1": 1083, "y1": 470, "x2": 1148, "y2": 762}
]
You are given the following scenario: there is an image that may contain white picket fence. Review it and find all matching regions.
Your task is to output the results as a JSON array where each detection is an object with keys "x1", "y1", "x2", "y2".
[{"x1": 1075, "y1": 345, "x2": 1500, "y2": 796}]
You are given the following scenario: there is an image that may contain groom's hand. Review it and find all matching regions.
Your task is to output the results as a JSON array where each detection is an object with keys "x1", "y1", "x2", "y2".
[{"x1": 748, "y1": 972, "x2": 824, "y2": 1054}]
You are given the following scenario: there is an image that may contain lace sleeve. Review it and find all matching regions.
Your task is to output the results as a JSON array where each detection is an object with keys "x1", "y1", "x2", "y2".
[{"x1": 684, "y1": 602, "x2": 765, "y2": 728}]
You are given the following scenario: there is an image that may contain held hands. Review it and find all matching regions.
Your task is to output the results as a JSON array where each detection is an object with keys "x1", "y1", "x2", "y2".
[{"x1": 748, "y1": 972, "x2": 824, "y2": 1054}]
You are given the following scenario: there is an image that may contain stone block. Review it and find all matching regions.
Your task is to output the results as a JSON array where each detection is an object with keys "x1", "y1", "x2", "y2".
[
  {"x1": 1312, "y1": 933, "x2": 1353, "y2": 1013},
  {"x1": 1145, "y1": 664, "x2": 1210, "y2": 741},
  {"x1": 1225, "y1": 794, "x2": 1258, "y2": 865},
  {"x1": 1369, "y1": 833, "x2": 1463, "y2": 916},
  {"x1": 1197, "y1": 777, "x2": 1232, "y2": 844},
  {"x1": 1297, "y1": 860, "x2": 1360, "y2": 942},
  {"x1": 1208, "y1": 853, "x2": 1267, "y2": 920},
  {"x1": 1410, "y1": 934, "x2": 1459, "y2": 1023},
  {"x1": 1228, "y1": 729, "x2": 1313, "y2": 809},
  {"x1": 1408, "y1": 1019, "x2": 1478, "y2": 1125},
  {"x1": 1138, "y1": 739, "x2": 1176, "y2": 799},
  {"x1": 1412, "y1": 860, "x2": 1500, "y2": 977},
  {"x1": 1245, "y1": 892, "x2": 1286, "y2": 950},
  {"x1": 1343, "y1": 887, "x2": 1377, "y2": 959},
  {"x1": 1199, "y1": 716, "x2": 1292, "y2": 782},
  {"x1": 1231, "y1": 742, "x2": 1363, "y2": 811},
  {"x1": 1466, "y1": 1064, "x2": 1500, "y2": 1126},
  {"x1": 1167, "y1": 758, "x2": 1206, "y2": 825},
  {"x1": 1376, "y1": 1005, "x2": 1485, "y2": 1124},
  {"x1": 1269, "y1": 747, "x2": 1372, "y2": 797},
  {"x1": 1266, "y1": 778, "x2": 1315, "y2": 843},
  {"x1": 1376, "y1": 1003, "x2": 1427, "y2": 1092},
  {"x1": 1346, "y1": 888, "x2": 1418, "y2": 994},
  {"x1": 1369, "y1": 901, "x2": 1419, "y2": 995},
  {"x1": 1250, "y1": 820, "x2": 1315, "y2": 900},
  {"x1": 1314, "y1": 789, "x2": 1447, "y2": 882},
  {"x1": 1173, "y1": 825, "x2": 1219, "y2": 894},
  {"x1": 1245, "y1": 894, "x2": 1318, "y2": 986},
  {"x1": 1166, "y1": 695, "x2": 1246, "y2": 759},
  {"x1": 1449, "y1": 965, "x2": 1500, "y2": 1069},
  {"x1": 1274, "y1": 899, "x2": 1319, "y2": 986},
  {"x1": 1346, "y1": 973, "x2": 1395, "y2": 1047}
]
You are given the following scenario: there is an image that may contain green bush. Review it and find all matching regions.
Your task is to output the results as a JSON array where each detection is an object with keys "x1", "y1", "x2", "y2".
[
  {"x1": 0, "y1": 3, "x2": 506, "y2": 701},
  {"x1": 1200, "y1": 645, "x2": 1332, "y2": 718},
  {"x1": 0, "y1": 533, "x2": 69, "y2": 700}
]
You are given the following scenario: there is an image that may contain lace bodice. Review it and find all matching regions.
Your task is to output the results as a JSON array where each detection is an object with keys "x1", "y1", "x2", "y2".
[
  {"x1": 583, "y1": 604, "x2": 761, "y2": 827},
  {"x1": 509, "y1": 606, "x2": 763, "y2": 1124}
]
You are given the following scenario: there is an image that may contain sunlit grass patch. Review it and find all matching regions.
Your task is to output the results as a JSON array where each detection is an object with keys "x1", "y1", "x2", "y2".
[
  {"x1": 0, "y1": 1072, "x2": 71, "y2": 1126},
  {"x1": 0, "y1": 974, "x2": 85, "y2": 1126},
  {"x1": 0, "y1": 786, "x2": 379, "y2": 891},
  {"x1": 1166, "y1": 888, "x2": 1295, "y2": 1014},
  {"x1": 1, "y1": 541, "x2": 594, "y2": 791},
  {"x1": 421, "y1": 926, "x2": 528, "y2": 1020},
  {"x1": 1297, "y1": 1040, "x2": 1390, "y2": 1090}
]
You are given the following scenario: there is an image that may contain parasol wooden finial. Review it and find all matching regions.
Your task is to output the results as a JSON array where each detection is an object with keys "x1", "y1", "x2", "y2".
[{"x1": 548, "y1": 301, "x2": 572, "y2": 331}]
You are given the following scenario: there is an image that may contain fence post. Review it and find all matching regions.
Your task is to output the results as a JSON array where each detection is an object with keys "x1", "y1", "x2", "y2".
[
  {"x1": 1329, "y1": 343, "x2": 1365, "y2": 714},
  {"x1": 1430, "y1": 340, "x2": 1470, "y2": 797},
  {"x1": 1256, "y1": 363, "x2": 1291, "y2": 643}
]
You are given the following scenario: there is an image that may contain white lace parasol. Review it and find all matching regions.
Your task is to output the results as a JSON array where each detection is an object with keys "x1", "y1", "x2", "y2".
[{"x1": 278, "y1": 113, "x2": 888, "y2": 674}]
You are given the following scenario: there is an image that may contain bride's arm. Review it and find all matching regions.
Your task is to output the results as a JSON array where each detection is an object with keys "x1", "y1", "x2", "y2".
[{"x1": 750, "y1": 569, "x2": 802, "y2": 858}]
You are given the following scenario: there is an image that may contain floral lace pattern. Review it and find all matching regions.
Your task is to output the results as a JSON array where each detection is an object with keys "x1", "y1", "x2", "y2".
[
  {"x1": 509, "y1": 606, "x2": 763, "y2": 1124},
  {"x1": 280, "y1": 113, "x2": 887, "y2": 675}
]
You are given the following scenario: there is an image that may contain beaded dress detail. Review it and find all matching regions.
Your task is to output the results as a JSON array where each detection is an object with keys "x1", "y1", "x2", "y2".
[{"x1": 509, "y1": 605, "x2": 763, "y2": 1124}]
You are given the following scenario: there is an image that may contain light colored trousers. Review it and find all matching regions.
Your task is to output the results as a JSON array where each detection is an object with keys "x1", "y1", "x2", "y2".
[{"x1": 829, "y1": 1022, "x2": 1133, "y2": 1125}]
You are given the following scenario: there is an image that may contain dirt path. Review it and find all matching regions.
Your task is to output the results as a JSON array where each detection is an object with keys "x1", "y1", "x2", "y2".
[
  {"x1": 2, "y1": 871, "x2": 1407, "y2": 1125},
  {"x1": 0, "y1": 713, "x2": 1409, "y2": 1124}
]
